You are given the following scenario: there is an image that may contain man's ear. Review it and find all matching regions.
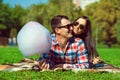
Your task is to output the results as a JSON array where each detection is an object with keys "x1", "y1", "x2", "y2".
[{"x1": 55, "y1": 28, "x2": 60, "y2": 34}]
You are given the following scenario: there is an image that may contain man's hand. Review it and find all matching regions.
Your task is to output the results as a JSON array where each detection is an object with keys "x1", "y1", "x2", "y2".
[
  {"x1": 39, "y1": 60, "x2": 50, "y2": 70},
  {"x1": 53, "y1": 64, "x2": 67, "y2": 71}
]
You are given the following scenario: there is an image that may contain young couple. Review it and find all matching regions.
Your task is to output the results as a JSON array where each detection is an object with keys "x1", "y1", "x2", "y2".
[{"x1": 38, "y1": 15, "x2": 102, "y2": 70}]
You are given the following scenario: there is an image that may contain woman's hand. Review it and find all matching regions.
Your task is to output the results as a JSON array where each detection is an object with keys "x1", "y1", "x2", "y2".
[{"x1": 92, "y1": 57, "x2": 102, "y2": 64}]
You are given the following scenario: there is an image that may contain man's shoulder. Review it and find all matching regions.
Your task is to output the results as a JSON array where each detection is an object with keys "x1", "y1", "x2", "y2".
[
  {"x1": 50, "y1": 33, "x2": 58, "y2": 45},
  {"x1": 51, "y1": 33, "x2": 55, "y2": 37},
  {"x1": 51, "y1": 33, "x2": 56, "y2": 40}
]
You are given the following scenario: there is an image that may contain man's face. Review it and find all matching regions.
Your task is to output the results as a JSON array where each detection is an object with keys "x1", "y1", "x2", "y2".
[{"x1": 57, "y1": 18, "x2": 73, "y2": 39}]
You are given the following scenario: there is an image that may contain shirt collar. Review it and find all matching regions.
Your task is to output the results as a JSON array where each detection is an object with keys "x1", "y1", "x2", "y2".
[{"x1": 51, "y1": 33, "x2": 59, "y2": 45}]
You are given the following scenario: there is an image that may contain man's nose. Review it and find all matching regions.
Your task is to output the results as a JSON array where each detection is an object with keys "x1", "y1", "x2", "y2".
[{"x1": 70, "y1": 25, "x2": 73, "y2": 30}]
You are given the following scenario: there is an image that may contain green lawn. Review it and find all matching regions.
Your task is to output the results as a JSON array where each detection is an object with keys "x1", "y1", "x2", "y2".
[
  {"x1": 97, "y1": 48, "x2": 120, "y2": 67},
  {"x1": 0, "y1": 47, "x2": 120, "y2": 80}
]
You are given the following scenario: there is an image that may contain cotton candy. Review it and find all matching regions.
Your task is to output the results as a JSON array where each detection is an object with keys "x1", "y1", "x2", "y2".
[{"x1": 17, "y1": 21, "x2": 52, "y2": 56}]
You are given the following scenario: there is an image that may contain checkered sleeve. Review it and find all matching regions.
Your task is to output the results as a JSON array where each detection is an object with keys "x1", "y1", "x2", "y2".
[
  {"x1": 39, "y1": 51, "x2": 54, "y2": 69},
  {"x1": 65, "y1": 39, "x2": 89, "y2": 69}
]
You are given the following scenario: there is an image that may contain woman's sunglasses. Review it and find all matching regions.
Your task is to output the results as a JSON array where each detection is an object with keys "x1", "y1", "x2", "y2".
[{"x1": 73, "y1": 22, "x2": 85, "y2": 29}]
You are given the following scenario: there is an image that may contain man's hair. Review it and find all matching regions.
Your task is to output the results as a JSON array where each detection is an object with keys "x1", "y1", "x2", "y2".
[{"x1": 51, "y1": 15, "x2": 69, "y2": 32}]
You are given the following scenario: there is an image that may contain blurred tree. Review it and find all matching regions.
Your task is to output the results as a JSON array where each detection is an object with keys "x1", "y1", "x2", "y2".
[
  {"x1": 116, "y1": 20, "x2": 120, "y2": 44},
  {"x1": 0, "y1": 1, "x2": 11, "y2": 37},
  {"x1": 10, "y1": 28, "x2": 17, "y2": 38},
  {"x1": 48, "y1": 0, "x2": 83, "y2": 21},
  {"x1": 0, "y1": 24, "x2": 6, "y2": 30},
  {"x1": 85, "y1": 0, "x2": 120, "y2": 47},
  {"x1": 42, "y1": 0, "x2": 75, "y2": 31},
  {"x1": 11, "y1": 5, "x2": 26, "y2": 31},
  {"x1": 22, "y1": 2, "x2": 45, "y2": 23},
  {"x1": 21, "y1": 4, "x2": 46, "y2": 27},
  {"x1": 21, "y1": 0, "x2": 82, "y2": 32},
  {"x1": 45, "y1": 0, "x2": 83, "y2": 31},
  {"x1": 0, "y1": 1, "x2": 25, "y2": 37}
]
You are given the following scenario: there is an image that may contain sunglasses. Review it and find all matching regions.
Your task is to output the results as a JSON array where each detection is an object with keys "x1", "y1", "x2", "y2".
[
  {"x1": 58, "y1": 24, "x2": 73, "y2": 29},
  {"x1": 73, "y1": 22, "x2": 85, "y2": 29}
]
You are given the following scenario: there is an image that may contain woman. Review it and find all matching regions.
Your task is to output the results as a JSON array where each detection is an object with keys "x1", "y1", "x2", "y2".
[{"x1": 72, "y1": 16, "x2": 103, "y2": 68}]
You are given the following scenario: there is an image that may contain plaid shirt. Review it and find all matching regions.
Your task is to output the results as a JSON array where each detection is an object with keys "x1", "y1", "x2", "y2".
[{"x1": 39, "y1": 33, "x2": 89, "y2": 69}]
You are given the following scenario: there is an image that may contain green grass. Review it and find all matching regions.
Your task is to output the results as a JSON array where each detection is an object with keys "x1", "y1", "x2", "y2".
[
  {"x1": 0, "y1": 47, "x2": 120, "y2": 80},
  {"x1": 0, "y1": 70, "x2": 120, "y2": 80},
  {"x1": 98, "y1": 48, "x2": 120, "y2": 67},
  {"x1": 0, "y1": 47, "x2": 40, "y2": 64}
]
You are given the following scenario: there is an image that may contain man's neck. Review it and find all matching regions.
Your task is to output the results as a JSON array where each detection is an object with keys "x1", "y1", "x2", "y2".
[{"x1": 56, "y1": 34, "x2": 68, "y2": 49}]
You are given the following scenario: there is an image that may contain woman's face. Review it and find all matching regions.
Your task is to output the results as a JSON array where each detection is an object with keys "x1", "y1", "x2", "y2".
[{"x1": 73, "y1": 18, "x2": 86, "y2": 35}]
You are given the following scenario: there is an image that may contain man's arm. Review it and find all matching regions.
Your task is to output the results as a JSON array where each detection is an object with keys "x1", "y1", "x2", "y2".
[{"x1": 39, "y1": 51, "x2": 54, "y2": 69}]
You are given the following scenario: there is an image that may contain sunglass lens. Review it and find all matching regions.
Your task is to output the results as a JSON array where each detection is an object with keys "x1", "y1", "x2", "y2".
[
  {"x1": 79, "y1": 25, "x2": 84, "y2": 29},
  {"x1": 73, "y1": 22, "x2": 79, "y2": 26}
]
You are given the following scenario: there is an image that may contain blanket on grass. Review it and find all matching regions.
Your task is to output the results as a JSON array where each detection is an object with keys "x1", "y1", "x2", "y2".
[{"x1": 0, "y1": 58, "x2": 120, "y2": 73}]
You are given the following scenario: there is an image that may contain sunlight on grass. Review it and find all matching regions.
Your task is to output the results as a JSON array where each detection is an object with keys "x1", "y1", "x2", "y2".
[{"x1": 0, "y1": 47, "x2": 120, "y2": 80}]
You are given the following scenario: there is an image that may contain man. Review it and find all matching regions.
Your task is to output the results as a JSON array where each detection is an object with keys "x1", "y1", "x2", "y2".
[{"x1": 39, "y1": 15, "x2": 89, "y2": 70}]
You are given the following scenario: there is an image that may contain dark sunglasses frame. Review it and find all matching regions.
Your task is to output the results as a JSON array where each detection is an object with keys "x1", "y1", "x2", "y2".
[
  {"x1": 73, "y1": 22, "x2": 85, "y2": 29},
  {"x1": 58, "y1": 24, "x2": 73, "y2": 29}
]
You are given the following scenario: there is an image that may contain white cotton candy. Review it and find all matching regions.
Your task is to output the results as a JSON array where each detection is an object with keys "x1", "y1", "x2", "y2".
[{"x1": 17, "y1": 21, "x2": 52, "y2": 56}]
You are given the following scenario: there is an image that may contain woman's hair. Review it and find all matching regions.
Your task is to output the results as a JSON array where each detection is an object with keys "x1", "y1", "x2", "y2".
[{"x1": 73, "y1": 16, "x2": 99, "y2": 63}]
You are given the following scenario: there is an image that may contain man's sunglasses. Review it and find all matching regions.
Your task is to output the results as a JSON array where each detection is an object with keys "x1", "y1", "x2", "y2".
[
  {"x1": 73, "y1": 22, "x2": 85, "y2": 29},
  {"x1": 58, "y1": 24, "x2": 73, "y2": 29}
]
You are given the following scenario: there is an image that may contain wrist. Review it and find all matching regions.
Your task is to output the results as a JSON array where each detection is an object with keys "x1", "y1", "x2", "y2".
[{"x1": 63, "y1": 64, "x2": 67, "y2": 69}]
